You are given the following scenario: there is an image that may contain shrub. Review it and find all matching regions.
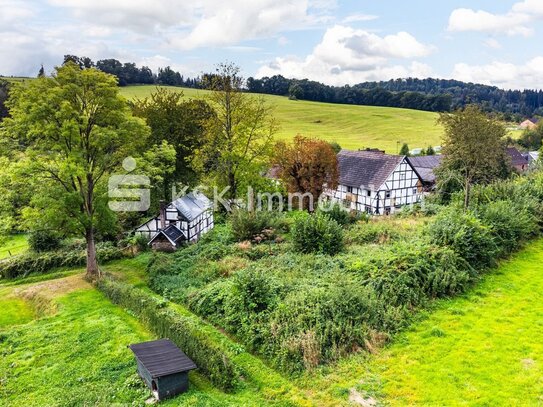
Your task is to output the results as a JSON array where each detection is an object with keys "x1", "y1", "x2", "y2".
[
  {"x1": 476, "y1": 200, "x2": 539, "y2": 255},
  {"x1": 292, "y1": 213, "x2": 344, "y2": 255},
  {"x1": 317, "y1": 202, "x2": 364, "y2": 226},
  {"x1": 344, "y1": 221, "x2": 401, "y2": 245},
  {"x1": 0, "y1": 245, "x2": 126, "y2": 279},
  {"x1": 96, "y1": 278, "x2": 240, "y2": 391},
  {"x1": 427, "y1": 207, "x2": 497, "y2": 269},
  {"x1": 229, "y1": 209, "x2": 286, "y2": 242},
  {"x1": 366, "y1": 241, "x2": 472, "y2": 307},
  {"x1": 28, "y1": 230, "x2": 61, "y2": 252}
]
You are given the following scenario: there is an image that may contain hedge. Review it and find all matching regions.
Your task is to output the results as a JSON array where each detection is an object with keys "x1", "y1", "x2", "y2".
[
  {"x1": 95, "y1": 278, "x2": 240, "y2": 392},
  {"x1": 0, "y1": 244, "x2": 126, "y2": 279}
]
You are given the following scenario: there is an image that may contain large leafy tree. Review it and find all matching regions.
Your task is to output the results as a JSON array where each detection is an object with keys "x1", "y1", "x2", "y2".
[
  {"x1": 274, "y1": 135, "x2": 338, "y2": 211},
  {"x1": 132, "y1": 87, "x2": 214, "y2": 197},
  {"x1": 194, "y1": 63, "x2": 277, "y2": 199},
  {"x1": 1, "y1": 62, "x2": 149, "y2": 278},
  {"x1": 435, "y1": 105, "x2": 510, "y2": 208}
]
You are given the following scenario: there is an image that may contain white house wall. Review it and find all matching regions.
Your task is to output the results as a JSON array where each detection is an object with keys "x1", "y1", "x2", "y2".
[{"x1": 325, "y1": 158, "x2": 423, "y2": 215}]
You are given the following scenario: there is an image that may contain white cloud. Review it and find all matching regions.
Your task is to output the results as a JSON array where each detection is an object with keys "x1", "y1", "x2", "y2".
[
  {"x1": 48, "y1": 0, "x2": 193, "y2": 32},
  {"x1": 342, "y1": 13, "x2": 378, "y2": 23},
  {"x1": 483, "y1": 38, "x2": 502, "y2": 49},
  {"x1": 48, "y1": 0, "x2": 333, "y2": 49},
  {"x1": 452, "y1": 57, "x2": 543, "y2": 89},
  {"x1": 277, "y1": 36, "x2": 290, "y2": 46},
  {"x1": 168, "y1": 0, "x2": 331, "y2": 50},
  {"x1": 256, "y1": 25, "x2": 434, "y2": 85},
  {"x1": 448, "y1": 0, "x2": 543, "y2": 36}
]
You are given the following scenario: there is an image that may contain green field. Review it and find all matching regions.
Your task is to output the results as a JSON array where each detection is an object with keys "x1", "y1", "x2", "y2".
[
  {"x1": 351, "y1": 239, "x2": 543, "y2": 405},
  {"x1": 0, "y1": 235, "x2": 28, "y2": 259},
  {"x1": 120, "y1": 85, "x2": 443, "y2": 152}
]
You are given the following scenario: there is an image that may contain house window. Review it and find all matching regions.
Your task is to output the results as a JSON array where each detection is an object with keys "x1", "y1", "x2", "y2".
[
  {"x1": 385, "y1": 191, "x2": 391, "y2": 199},
  {"x1": 367, "y1": 190, "x2": 371, "y2": 197},
  {"x1": 346, "y1": 186, "x2": 353, "y2": 193},
  {"x1": 412, "y1": 188, "x2": 417, "y2": 195}
]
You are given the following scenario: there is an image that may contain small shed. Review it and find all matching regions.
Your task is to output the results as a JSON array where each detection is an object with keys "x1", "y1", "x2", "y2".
[{"x1": 129, "y1": 339, "x2": 197, "y2": 401}]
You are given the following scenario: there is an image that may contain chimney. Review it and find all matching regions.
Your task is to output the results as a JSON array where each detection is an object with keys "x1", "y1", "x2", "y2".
[{"x1": 159, "y1": 200, "x2": 166, "y2": 230}]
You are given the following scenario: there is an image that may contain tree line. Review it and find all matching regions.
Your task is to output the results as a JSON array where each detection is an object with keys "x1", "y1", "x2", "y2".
[
  {"x1": 247, "y1": 75, "x2": 452, "y2": 112},
  {"x1": 62, "y1": 55, "x2": 202, "y2": 87},
  {"x1": 353, "y1": 78, "x2": 543, "y2": 118},
  {"x1": 247, "y1": 75, "x2": 543, "y2": 117}
]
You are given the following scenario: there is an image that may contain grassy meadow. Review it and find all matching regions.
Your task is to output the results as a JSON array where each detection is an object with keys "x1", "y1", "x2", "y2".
[
  {"x1": 120, "y1": 85, "x2": 444, "y2": 152},
  {"x1": 0, "y1": 235, "x2": 28, "y2": 259},
  {"x1": 353, "y1": 239, "x2": 543, "y2": 405}
]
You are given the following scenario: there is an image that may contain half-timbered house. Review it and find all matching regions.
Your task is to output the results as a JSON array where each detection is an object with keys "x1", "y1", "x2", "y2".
[
  {"x1": 135, "y1": 192, "x2": 213, "y2": 250},
  {"x1": 325, "y1": 149, "x2": 424, "y2": 215}
]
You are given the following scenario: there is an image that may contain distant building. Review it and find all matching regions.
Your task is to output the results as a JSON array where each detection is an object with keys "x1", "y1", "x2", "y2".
[
  {"x1": 506, "y1": 147, "x2": 529, "y2": 172},
  {"x1": 325, "y1": 149, "x2": 424, "y2": 215},
  {"x1": 519, "y1": 118, "x2": 539, "y2": 130},
  {"x1": 407, "y1": 155, "x2": 443, "y2": 190},
  {"x1": 135, "y1": 192, "x2": 214, "y2": 251}
]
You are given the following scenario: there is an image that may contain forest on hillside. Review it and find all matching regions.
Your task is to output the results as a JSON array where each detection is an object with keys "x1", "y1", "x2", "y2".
[
  {"x1": 4, "y1": 55, "x2": 543, "y2": 117},
  {"x1": 247, "y1": 76, "x2": 543, "y2": 118}
]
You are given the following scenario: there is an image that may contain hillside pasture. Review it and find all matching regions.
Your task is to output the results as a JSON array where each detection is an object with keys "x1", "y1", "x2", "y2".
[{"x1": 120, "y1": 85, "x2": 443, "y2": 152}]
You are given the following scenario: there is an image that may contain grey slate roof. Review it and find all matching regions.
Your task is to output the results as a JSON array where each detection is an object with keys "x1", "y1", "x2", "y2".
[
  {"x1": 506, "y1": 147, "x2": 529, "y2": 166},
  {"x1": 172, "y1": 192, "x2": 212, "y2": 222},
  {"x1": 337, "y1": 149, "x2": 404, "y2": 190},
  {"x1": 407, "y1": 155, "x2": 443, "y2": 183},
  {"x1": 129, "y1": 339, "x2": 197, "y2": 378},
  {"x1": 148, "y1": 224, "x2": 185, "y2": 245}
]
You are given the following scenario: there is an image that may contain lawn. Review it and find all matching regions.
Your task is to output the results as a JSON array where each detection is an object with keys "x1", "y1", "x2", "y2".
[
  {"x1": 0, "y1": 268, "x2": 312, "y2": 406},
  {"x1": 343, "y1": 239, "x2": 543, "y2": 405},
  {"x1": 0, "y1": 234, "x2": 28, "y2": 259},
  {"x1": 120, "y1": 85, "x2": 443, "y2": 152}
]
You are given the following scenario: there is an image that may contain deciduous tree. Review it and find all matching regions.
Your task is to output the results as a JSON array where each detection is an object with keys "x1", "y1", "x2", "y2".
[
  {"x1": 132, "y1": 87, "x2": 214, "y2": 194},
  {"x1": 195, "y1": 62, "x2": 277, "y2": 199},
  {"x1": 1, "y1": 62, "x2": 149, "y2": 278},
  {"x1": 274, "y1": 135, "x2": 338, "y2": 211},
  {"x1": 435, "y1": 105, "x2": 510, "y2": 208}
]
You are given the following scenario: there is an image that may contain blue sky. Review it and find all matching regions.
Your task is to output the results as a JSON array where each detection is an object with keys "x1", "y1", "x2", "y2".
[{"x1": 1, "y1": 0, "x2": 542, "y2": 89}]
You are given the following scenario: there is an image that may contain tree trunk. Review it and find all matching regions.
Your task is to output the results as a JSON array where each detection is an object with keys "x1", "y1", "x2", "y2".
[
  {"x1": 85, "y1": 227, "x2": 99, "y2": 279},
  {"x1": 464, "y1": 180, "x2": 471, "y2": 210}
]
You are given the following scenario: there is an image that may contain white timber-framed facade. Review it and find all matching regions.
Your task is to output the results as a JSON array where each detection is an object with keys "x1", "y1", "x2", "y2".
[
  {"x1": 325, "y1": 149, "x2": 424, "y2": 215},
  {"x1": 135, "y1": 192, "x2": 214, "y2": 250}
]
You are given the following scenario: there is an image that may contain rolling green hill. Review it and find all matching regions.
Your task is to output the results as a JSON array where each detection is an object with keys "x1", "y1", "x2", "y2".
[{"x1": 121, "y1": 85, "x2": 443, "y2": 152}]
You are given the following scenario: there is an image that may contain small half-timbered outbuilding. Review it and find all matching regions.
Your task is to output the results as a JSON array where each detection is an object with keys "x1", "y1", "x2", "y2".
[
  {"x1": 135, "y1": 192, "x2": 213, "y2": 250},
  {"x1": 325, "y1": 149, "x2": 424, "y2": 215}
]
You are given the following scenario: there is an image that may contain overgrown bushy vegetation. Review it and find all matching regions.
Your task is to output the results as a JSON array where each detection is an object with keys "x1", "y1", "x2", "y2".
[
  {"x1": 27, "y1": 229, "x2": 61, "y2": 252},
  {"x1": 0, "y1": 243, "x2": 126, "y2": 279},
  {"x1": 146, "y1": 172, "x2": 543, "y2": 373},
  {"x1": 291, "y1": 212, "x2": 344, "y2": 255},
  {"x1": 230, "y1": 208, "x2": 287, "y2": 242}
]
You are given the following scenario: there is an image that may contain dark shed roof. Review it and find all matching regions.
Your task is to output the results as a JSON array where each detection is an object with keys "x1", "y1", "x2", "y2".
[
  {"x1": 506, "y1": 147, "x2": 529, "y2": 166},
  {"x1": 148, "y1": 224, "x2": 185, "y2": 246},
  {"x1": 337, "y1": 149, "x2": 404, "y2": 190},
  {"x1": 129, "y1": 339, "x2": 197, "y2": 378},
  {"x1": 407, "y1": 155, "x2": 443, "y2": 183}
]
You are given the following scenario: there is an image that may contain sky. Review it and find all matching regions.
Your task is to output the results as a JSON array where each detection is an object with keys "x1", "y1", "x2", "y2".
[{"x1": 1, "y1": 0, "x2": 543, "y2": 90}]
